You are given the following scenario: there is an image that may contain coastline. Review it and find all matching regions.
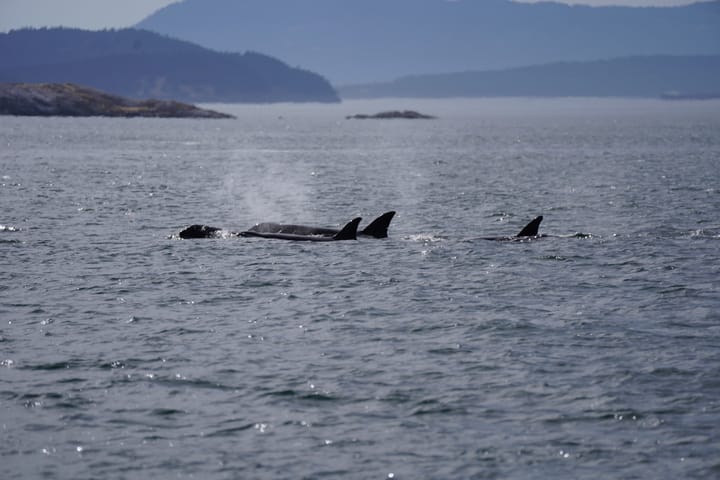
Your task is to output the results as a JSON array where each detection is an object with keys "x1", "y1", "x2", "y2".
[{"x1": 0, "y1": 83, "x2": 235, "y2": 119}]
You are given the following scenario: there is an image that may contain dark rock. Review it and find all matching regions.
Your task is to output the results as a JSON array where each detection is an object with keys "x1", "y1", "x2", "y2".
[
  {"x1": 346, "y1": 110, "x2": 435, "y2": 120},
  {"x1": 0, "y1": 83, "x2": 234, "y2": 118}
]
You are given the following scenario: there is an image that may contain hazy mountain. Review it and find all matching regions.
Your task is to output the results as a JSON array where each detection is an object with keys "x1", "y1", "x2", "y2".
[
  {"x1": 136, "y1": 0, "x2": 720, "y2": 84},
  {"x1": 339, "y1": 55, "x2": 720, "y2": 99},
  {"x1": 0, "y1": 28, "x2": 339, "y2": 103}
]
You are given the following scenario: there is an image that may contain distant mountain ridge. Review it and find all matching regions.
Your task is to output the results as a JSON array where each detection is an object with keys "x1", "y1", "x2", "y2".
[
  {"x1": 0, "y1": 28, "x2": 339, "y2": 103},
  {"x1": 339, "y1": 55, "x2": 720, "y2": 99},
  {"x1": 136, "y1": 0, "x2": 720, "y2": 84}
]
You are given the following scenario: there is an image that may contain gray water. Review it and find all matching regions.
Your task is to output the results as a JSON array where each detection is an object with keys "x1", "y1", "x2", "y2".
[{"x1": 1, "y1": 98, "x2": 719, "y2": 479}]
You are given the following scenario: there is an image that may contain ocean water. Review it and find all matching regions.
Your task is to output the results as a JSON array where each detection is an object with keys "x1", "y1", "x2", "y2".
[{"x1": 1, "y1": 98, "x2": 719, "y2": 479}]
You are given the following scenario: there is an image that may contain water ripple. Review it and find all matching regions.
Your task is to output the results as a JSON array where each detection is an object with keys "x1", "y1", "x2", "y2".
[{"x1": 2, "y1": 100, "x2": 719, "y2": 480}]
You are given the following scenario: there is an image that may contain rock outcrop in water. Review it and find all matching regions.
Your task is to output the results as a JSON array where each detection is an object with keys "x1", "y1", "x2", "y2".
[
  {"x1": 0, "y1": 83, "x2": 234, "y2": 118},
  {"x1": 346, "y1": 110, "x2": 435, "y2": 120}
]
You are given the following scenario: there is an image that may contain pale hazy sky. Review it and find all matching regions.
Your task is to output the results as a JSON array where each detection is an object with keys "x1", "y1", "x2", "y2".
[{"x1": 0, "y1": 0, "x2": 712, "y2": 33}]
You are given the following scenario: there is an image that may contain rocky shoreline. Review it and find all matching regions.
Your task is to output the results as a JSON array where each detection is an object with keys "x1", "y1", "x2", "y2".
[{"x1": 0, "y1": 83, "x2": 234, "y2": 118}]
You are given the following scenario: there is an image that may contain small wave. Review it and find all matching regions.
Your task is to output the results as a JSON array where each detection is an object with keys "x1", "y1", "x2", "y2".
[
  {"x1": 150, "y1": 375, "x2": 236, "y2": 392},
  {"x1": 689, "y1": 228, "x2": 720, "y2": 239},
  {"x1": 405, "y1": 233, "x2": 445, "y2": 243},
  {"x1": 155, "y1": 327, "x2": 209, "y2": 336},
  {"x1": 0, "y1": 225, "x2": 21, "y2": 232},
  {"x1": 150, "y1": 408, "x2": 186, "y2": 417},
  {"x1": 427, "y1": 345, "x2": 463, "y2": 355},
  {"x1": 260, "y1": 388, "x2": 338, "y2": 402},
  {"x1": 549, "y1": 232, "x2": 593, "y2": 239},
  {"x1": 217, "y1": 230, "x2": 240, "y2": 239},
  {"x1": 410, "y1": 398, "x2": 467, "y2": 416},
  {"x1": 205, "y1": 422, "x2": 255, "y2": 437},
  {"x1": 539, "y1": 255, "x2": 572, "y2": 262},
  {"x1": 20, "y1": 361, "x2": 73, "y2": 371}
]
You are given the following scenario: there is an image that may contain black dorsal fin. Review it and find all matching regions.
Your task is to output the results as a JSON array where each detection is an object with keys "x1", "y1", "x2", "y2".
[
  {"x1": 360, "y1": 211, "x2": 396, "y2": 238},
  {"x1": 516, "y1": 216, "x2": 543, "y2": 237},
  {"x1": 333, "y1": 217, "x2": 361, "y2": 240}
]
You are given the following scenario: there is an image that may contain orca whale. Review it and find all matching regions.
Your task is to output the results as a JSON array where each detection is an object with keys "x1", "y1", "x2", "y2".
[
  {"x1": 480, "y1": 216, "x2": 545, "y2": 241},
  {"x1": 245, "y1": 211, "x2": 396, "y2": 239},
  {"x1": 178, "y1": 211, "x2": 395, "y2": 240},
  {"x1": 178, "y1": 224, "x2": 225, "y2": 239},
  {"x1": 240, "y1": 217, "x2": 361, "y2": 241}
]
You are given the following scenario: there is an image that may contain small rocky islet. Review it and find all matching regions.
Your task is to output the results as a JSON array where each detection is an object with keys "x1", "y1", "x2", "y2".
[{"x1": 345, "y1": 110, "x2": 435, "y2": 120}]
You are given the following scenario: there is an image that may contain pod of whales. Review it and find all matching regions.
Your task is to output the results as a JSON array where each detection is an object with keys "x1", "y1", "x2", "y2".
[
  {"x1": 177, "y1": 212, "x2": 581, "y2": 243},
  {"x1": 178, "y1": 211, "x2": 395, "y2": 241},
  {"x1": 244, "y1": 211, "x2": 396, "y2": 239}
]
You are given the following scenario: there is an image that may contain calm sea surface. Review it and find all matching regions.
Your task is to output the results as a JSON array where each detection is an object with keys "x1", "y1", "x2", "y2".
[{"x1": 1, "y1": 98, "x2": 719, "y2": 479}]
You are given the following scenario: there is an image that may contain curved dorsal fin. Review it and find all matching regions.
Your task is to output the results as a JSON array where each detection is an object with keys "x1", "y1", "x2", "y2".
[
  {"x1": 333, "y1": 217, "x2": 362, "y2": 240},
  {"x1": 360, "y1": 211, "x2": 396, "y2": 238},
  {"x1": 516, "y1": 216, "x2": 543, "y2": 237}
]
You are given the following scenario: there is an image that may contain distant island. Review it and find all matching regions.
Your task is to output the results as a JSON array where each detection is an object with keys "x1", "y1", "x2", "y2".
[
  {"x1": 0, "y1": 28, "x2": 339, "y2": 104},
  {"x1": 0, "y1": 83, "x2": 235, "y2": 118},
  {"x1": 339, "y1": 56, "x2": 720, "y2": 99},
  {"x1": 346, "y1": 110, "x2": 435, "y2": 120}
]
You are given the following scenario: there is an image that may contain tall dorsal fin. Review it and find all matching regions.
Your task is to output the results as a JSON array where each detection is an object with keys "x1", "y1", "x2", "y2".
[
  {"x1": 333, "y1": 217, "x2": 362, "y2": 240},
  {"x1": 516, "y1": 216, "x2": 543, "y2": 237},
  {"x1": 360, "y1": 211, "x2": 396, "y2": 238}
]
